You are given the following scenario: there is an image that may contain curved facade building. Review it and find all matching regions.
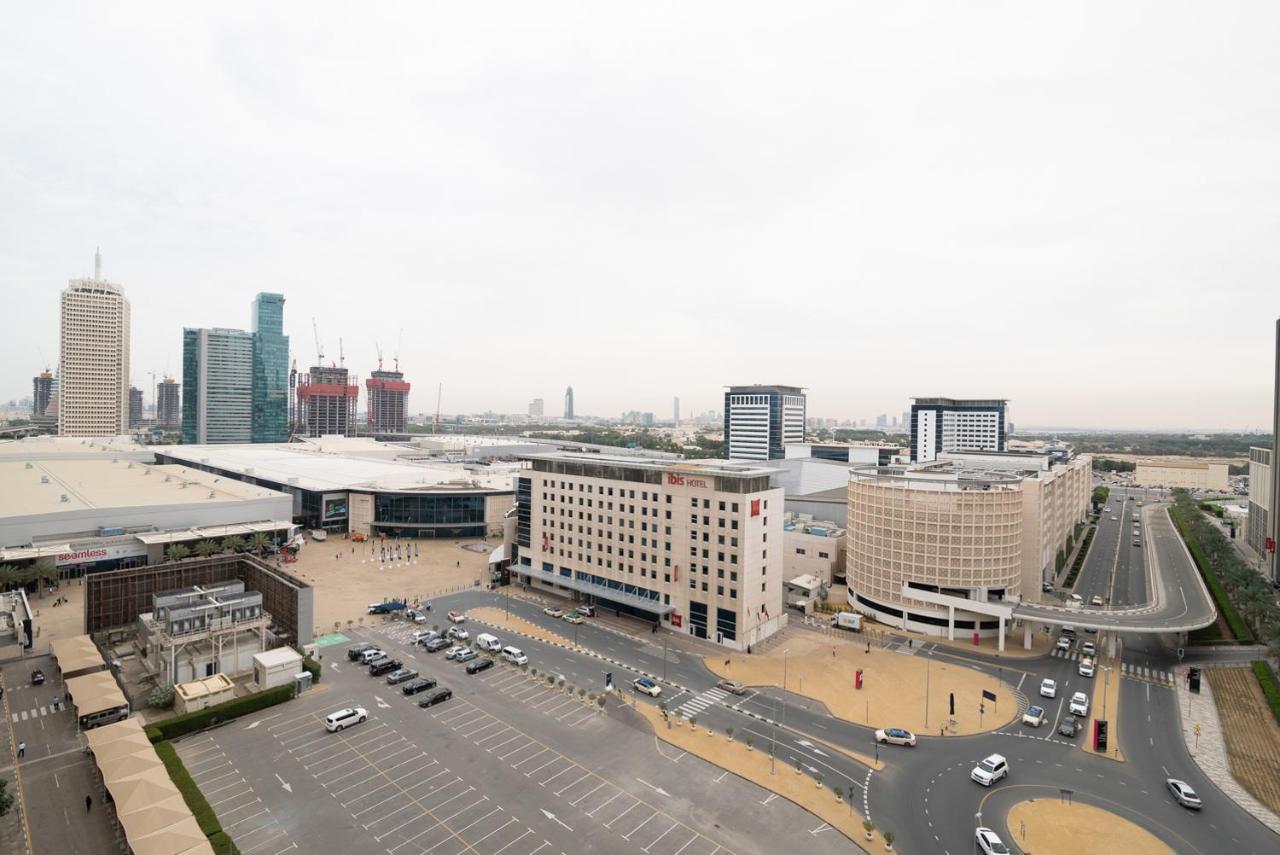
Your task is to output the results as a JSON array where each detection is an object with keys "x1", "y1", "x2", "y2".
[{"x1": 847, "y1": 466, "x2": 1023, "y2": 638}]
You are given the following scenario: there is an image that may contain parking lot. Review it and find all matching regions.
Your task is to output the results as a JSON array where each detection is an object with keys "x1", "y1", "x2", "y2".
[{"x1": 172, "y1": 624, "x2": 854, "y2": 855}]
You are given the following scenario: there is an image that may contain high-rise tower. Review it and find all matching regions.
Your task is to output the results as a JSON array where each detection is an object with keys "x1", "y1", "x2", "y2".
[
  {"x1": 366, "y1": 365, "x2": 410, "y2": 437},
  {"x1": 251, "y1": 292, "x2": 289, "y2": 442},
  {"x1": 723, "y1": 384, "x2": 805, "y2": 460},
  {"x1": 156, "y1": 376, "x2": 180, "y2": 430},
  {"x1": 564, "y1": 386, "x2": 575, "y2": 420},
  {"x1": 59, "y1": 249, "x2": 130, "y2": 436}
]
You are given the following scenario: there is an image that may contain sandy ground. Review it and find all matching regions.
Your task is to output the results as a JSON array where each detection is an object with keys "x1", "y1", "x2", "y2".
[
  {"x1": 630, "y1": 699, "x2": 888, "y2": 849},
  {"x1": 1005, "y1": 799, "x2": 1173, "y2": 855},
  {"x1": 27, "y1": 582, "x2": 86, "y2": 646},
  {"x1": 288, "y1": 536, "x2": 490, "y2": 639},
  {"x1": 1081, "y1": 647, "x2": 1125, "y2": 762},
  {"x1": 706, "y1": 632, "x2": 1018, "y2": 735},
  {"x1": 466, "y1": 607, "x2": 574, "y2": 648},
  {"x1": 1205, "y1": 667, "x2": 1280, "y2": 814}
]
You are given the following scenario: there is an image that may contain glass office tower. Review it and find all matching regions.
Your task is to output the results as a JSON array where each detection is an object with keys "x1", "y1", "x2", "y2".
[{"x1": 251, "y1": 292, "x2": 289, "y2": 442}]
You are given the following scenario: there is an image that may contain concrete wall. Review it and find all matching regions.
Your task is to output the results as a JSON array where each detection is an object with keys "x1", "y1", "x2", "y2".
[{"x1": 1133, "y1": 461, "x2": 1229, "y2": 491}]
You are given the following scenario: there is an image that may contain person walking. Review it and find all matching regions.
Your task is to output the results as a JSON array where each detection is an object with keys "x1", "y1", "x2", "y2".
[
  {"x1": 85, "y1": 794, "x2": 92, "y2": 812},
  {"x1": 17, "y1": 741, "x2": 25, "y2": 758}
]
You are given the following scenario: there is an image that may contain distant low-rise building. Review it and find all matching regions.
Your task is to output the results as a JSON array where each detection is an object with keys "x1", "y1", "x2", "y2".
[
  {"x1": 1249, "y1": 446, "x2": 1271, "y2": 566},
  {"x1": 784, "y1": 514, "x2": 845, "y2": 587},
  {"x1": 1134, "y1": 459, "x2": 1229, "y2": 491}
]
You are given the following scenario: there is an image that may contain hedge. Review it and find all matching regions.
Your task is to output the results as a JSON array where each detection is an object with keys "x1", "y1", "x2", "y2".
[
  {"x1": 147, "y1": 684, "x2": 295, "y2": 742},
  {"x1": 154, "y1": 740, "x2": 221, "y2": 836},
  {"x1": 1063, "y1": 526, "x2": 1096, "y2": 588},
  {"x1": 1253, "y1": 661, "x2": 1280, "y2": 726},
  {"x1": 1168, "y1": 502, "x2": 1253, "y2": 642},
  {"x1": 208, "y1": 831, "x2": 242, "y2": 855},
  {"x1": 302, "y1": 655, "x2": 321, "y2": 684}
]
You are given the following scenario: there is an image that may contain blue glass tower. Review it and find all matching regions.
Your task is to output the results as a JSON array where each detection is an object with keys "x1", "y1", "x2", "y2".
[{"x1": 251, "y1": 293, "x2": 289, "y2": 443}]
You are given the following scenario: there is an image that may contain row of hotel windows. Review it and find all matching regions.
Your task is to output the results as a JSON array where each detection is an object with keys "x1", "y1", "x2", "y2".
[{"x1": 541, "y1": 487, "x2": 754, "y2": 516}]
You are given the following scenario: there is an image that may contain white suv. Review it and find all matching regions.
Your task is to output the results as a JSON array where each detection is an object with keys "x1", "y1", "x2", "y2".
[
  {"x1": 970, "y1": 754, "x2": 1008, "y2": 786},
  {"x1": 1039, "y1": 678, "x2": 1057, "y2": 698},
  {"x1": 1069, "y1": 691, "x2": 1090, "y2": 717},
  {"x1": 975, "y1": 827, "x2": 1010, "y2": 855}
]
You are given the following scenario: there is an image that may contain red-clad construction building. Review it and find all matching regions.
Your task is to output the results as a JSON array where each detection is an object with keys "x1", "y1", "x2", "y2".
[
  {"x1": 366, "y1": 369, "x2": 410, "y2": 437},
  {"x1": 295, "y1": 365, "x2": 358, "y2": 437}
]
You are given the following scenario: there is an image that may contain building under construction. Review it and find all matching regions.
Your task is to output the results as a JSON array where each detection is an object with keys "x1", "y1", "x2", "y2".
[
  {"x1": 157, "y1": 376, "x2": 180, "y2": 430},
  {"x1": 366, "y1": 368, "x2": 411, "y2": 437},
  {"x1": 296, "y1": 365, "x2": 358, "y2": 437}
]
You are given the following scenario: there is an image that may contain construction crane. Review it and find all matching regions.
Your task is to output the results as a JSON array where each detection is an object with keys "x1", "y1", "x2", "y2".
[
  {"x1": 311, "y1": 318, "x2": 324, "y2": 364},
  {"x1": 338, "y1": 337, "x2": 345, "y2": 368},
  {"x1": 434, "y1": 382, "x2": 442, "y2": 433},
  {"x1": 374, "y1": 342, "x2": 384, "y2": 371},
  {"x1": 393, "y1": 328, "x2": 403, "y2": 373}
]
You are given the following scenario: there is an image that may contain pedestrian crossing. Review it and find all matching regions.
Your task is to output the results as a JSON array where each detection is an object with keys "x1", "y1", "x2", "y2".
[
  {"x1": 673, "y1": 686, "x2": 730, "y2": 719},
  {"x1": 1121, "y1": 662, "x2": 1174, "y2": 685},
  {"x1": 10, "y1": 704, "x2": 63, "y2": 723}
]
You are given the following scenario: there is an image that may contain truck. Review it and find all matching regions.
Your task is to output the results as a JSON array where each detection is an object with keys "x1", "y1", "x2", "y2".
[
  {"x1": 368, "y1": 600, "x2": 407, "y2": 615},
  {"x1": 831, "y1": 612, "x2": 863, "y2": 631}
]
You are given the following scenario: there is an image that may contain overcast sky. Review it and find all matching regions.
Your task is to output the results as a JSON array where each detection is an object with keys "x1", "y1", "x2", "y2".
[{"x1": 2, "y1": 3, "x2": 1278, "y2": 430}]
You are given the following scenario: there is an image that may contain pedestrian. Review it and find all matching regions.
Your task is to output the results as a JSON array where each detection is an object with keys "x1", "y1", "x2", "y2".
[
  {"x1": 940, "y1": 725, "x2": 945, "y2": 737},
  {"x1": 17, "y1": 741, "x2": 25, "y2": 758},
  {"x1": 85, "y1": 794, "x2": 92, "y2": 812}
]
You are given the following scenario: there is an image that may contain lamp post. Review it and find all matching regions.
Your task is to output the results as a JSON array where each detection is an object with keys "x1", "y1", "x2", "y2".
[
  {"x1": 1103, "y1": 666, "x2": 1112, "y2": 720},
  {"x1": 781, "y1": 648, "x2": 790, "y2": 733},
  {"x1": 662, "y1": 637, "x2": 668, "y2": 682},
  {"x1": 924, "y1": 657, "x2": 931, "y2": 728}
]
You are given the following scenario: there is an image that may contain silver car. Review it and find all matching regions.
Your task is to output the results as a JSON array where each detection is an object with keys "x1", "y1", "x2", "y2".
[
  {"x1": 454, "y1": 648, "x2": 479, "y2": 663},
  {"x1": 1166, "y1": 778, "x2": 1202, "y2": 809}
]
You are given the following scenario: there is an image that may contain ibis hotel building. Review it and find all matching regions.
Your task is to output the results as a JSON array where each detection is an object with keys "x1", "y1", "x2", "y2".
[{"x1": 513, "y1": 453, "x2": 786, "y2": 650}]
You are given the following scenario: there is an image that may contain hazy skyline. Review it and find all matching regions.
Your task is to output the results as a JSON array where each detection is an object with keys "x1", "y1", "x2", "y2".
[{"x1": 2, "y1": 4, "x2": 1278, "y2": 430}]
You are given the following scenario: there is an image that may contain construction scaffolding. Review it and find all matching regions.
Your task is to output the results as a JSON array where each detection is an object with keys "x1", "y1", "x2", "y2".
[{"x1": 296, "y1": 365, "x2": 358, "y2": 437}]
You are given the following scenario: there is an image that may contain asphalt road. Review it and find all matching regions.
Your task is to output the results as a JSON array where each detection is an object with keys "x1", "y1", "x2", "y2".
[{"x1": 415, "y1": 588, "x2": 1279, "y2": 854}]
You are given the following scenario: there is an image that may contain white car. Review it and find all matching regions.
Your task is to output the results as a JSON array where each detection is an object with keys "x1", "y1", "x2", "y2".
[
  {"x1": 975, "y1": 827, "x2": 1011, "y2": 855},
  {"x1": 1022, "y1": 705, "x2": 1046, "y2": 727},
  {"x1": 1081, "y1": 641, "x2": 1096, "y2": 658},
  {"x1": 1079, "y1": 658, "x2": 1095, "y2": 678},
  {"x1": 1166, "y1": 778, "x2": 1202, "y2": 810},
  {"x1": 632, "y1": 677, "x2": 661, "y2": 697},
  {"x1": 970, "y1": 753, "x2": 1008, "y2": 786},
  {"x1": 1056, "y1": 636, "x2": 1072, "y2": 651},
  {"x1": 874, "y1": 727, "x2": 916, "y2": 747},
  {"x1": 1039, "y1": 678, "x2": 1057, "y2": 698},
  {"x1": 324, "y1": 707, "x2": 368, "y2": 733},
  {"x1": 1090, "y1": 595, "x2": 1104, "y2": 607},
  {"x1": 447, "y1": 627, "x2": 470, "y2": 641},
  {"x1": 1069, "y1": 691, "x2": 1090, "y2": 717},
  {"x1": 444, "y1": 645, "x2": 468, "y2": 660},
  {"x1": 412, "y1": 629, "x2": 439, "y2": 642}
]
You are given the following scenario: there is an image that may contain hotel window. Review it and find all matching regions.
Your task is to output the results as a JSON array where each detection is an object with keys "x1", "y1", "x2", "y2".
[
  {"x1": 730, "y1": 589, "x2": 738, "y2": 599},
  {"x1": 701, "y1": 582, "x2": 708, "y2": 592},
  {"x1": 730, "y1": 571, "x2": 738, "y2": 582}
]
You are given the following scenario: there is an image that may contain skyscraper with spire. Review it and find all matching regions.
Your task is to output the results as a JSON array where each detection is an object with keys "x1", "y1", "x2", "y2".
[
  {"x1": 59, "y1": 249, "x2": 131, "y2": 436},
  {"x1": 564, "y1": 385, "x2": 574, "y2": 420}
]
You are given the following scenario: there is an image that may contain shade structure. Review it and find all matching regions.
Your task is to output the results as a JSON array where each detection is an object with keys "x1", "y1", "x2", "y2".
[
  {"x1": 83, "y1": 715, "x2": 146, "y2": 749},
  {"x1": 50, "y1": 634, "x2": 107, "y2": 677},
  {"x1": 116, "y1": 794, "x2": 193, "y2": 834},
  {"x1": 128, "y1": 816, "x2": 210, "y2": 855},
  {"x1": 88, "y1": 731, "x2": 154, "y2": 762},
  {"x1": 99, "y1": 747, "x2": 164, "y2": 784},
  {"x1": 109, "y1": 771, "x2": 181, "y2": 815}
]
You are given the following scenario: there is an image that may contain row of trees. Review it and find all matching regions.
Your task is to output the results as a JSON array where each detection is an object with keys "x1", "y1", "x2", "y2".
[
  {"x1": 164, "y1": 532, "x2": 276, "y2": 563},
  {"x1": 0, "y1": 558, "x2": 56, "y2": 595},
  {"x1": 1172, "y1": 489, "x2": 1280, "y2": 656}
]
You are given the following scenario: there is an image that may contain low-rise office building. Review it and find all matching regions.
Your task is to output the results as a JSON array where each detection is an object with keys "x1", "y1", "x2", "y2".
[
  {"x1": 1133, "y1": 459, "x2": 1229, "y2": 491},
  {"x1": 513, "y1": 452, "x2": 786, "y2": 649},
  {"x1": 783, "y1": 514, "x2": 845, "y2": 587}
]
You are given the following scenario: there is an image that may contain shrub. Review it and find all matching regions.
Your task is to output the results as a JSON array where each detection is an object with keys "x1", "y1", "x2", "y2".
[
  {"x1": 148, "y1": 683, "x2": 176, "y2": 709},
  {"x1": 1253, "y1": 660, "x2": 1280, "y2": 726},
  {"x1": 149, "y1": 684, "x2": 295, "y2": 742},
  {"x1": 155, "y1": 740, "x2": 221, "y2": 837},
  {"x1": 144, "y1": 725, "x2": 162, "y2": 743},
  {"x1": 302, "y1": 655, "x2": 321, "y2": 684},
  {"x1": 208, "y1": 832, "x2": 242, "y2": 855},
  {"x1": 1169, "y1": 496, "x2": 1254, "y2": 642}
]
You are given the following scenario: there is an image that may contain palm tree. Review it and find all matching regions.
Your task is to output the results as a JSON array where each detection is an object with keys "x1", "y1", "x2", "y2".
[
  {"x1": 165, "y1": 544, "x2": 192, "y2": 562},
  {"x1": 0, "y1": 564, "x2": 22, "y2": 591},
  {"x1": 248, "y1": 532, "x2": 272, "y2": 556},
  {"x1": 33, "y1": 558, "x2": 55, "y2": 597},
  {"x1": 222, "y1": 535, "x2": 248, "y2": 554},
  {"x1": 193, "y1": 540, "x2": 221, "y2": 558}
]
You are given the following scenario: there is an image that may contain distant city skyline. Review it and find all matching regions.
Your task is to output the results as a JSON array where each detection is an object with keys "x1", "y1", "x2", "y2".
[{"x1": 3, "y1": 6, "x2": 1279, "y2": 431}]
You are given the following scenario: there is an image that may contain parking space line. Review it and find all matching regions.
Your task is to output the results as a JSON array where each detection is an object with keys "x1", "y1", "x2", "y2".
[
  {"x1": 423, "y1": 786, "x2": 478, "y2": 815},
  {"x1": 585, "y1": 791, "x2": 622, "y2": 817},
  {"x1": 459, "y1": 720, "x2": 504, "y2": 739},
  {"x1": 602, "y1": 800, "x2": 639, "y2": 828},
  {"x1": 670, "y1": 831, "x2": 700, "y2": 855},
  {"x1": 491, "y1": 829, "x2": 534, "y2": 854},
  {"x1": 641, "y1": 820, "x2": 680, "y2": 852},
  {"x1": 451, "y1": 804, "x2": 502, "y2": 836},
  {"x1": 553, "y1": 772, "x2": 590, "y2": 797},
  {"x1": 398, "y1": 774, "x2": 462, "y2": 802},
  {"x1": 485, "y1": 734, "x2": 523, "y2": 754},
  {"x1": 225, "y1": 807, "x2": 269, "y2": 830},
  {"x1": 369, "y1": 806, "x2": 426, "y2": 839},
  {"x1": 470, "y1": 815, "x2": 518, "y2": 847},
  {"x1": 191, "y1": 768, "x2": 240, "y2": 788},
  {"x1": 187, "y1": 752, "x2": 228, "y2": 769},
  {"x1": 201, "y1": 778, "x2": 248, "y2": 798},
  {"x1": 555, "y1": 705, "x2": 586, "y2": 722},
  {"x1": 499, "y1": 741, "x2": 539, "y2": 762},
  {"x1": 568, "y1": 782, "x2": 606, "y2": 806},
  {"x1": 539, "y1": 764, "x2": 576, "y2": 787},
  {"x1": 520, "y1": 755, "x2": 556, "y2": 776},
  {"x1": 621, "y1": 810, "x2": 658, "y2": 841},
  {"x1": 475, "y1": 728, "x2": 516, "y2": 747},
  {"x1": 565, "y1": 710, "x2": 595, "y2": 727},
  {"x1": 209, "y1": 787, "x2": 256, "y2": 808}
]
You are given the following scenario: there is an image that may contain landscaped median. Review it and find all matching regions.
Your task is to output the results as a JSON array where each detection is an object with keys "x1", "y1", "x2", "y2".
[
  {"x1": 629, "y1": 699, "x2": 889, "y2": 851},
  {"x1": 1081, "y1": 644, "x2": 1124, "y2": 763},
  {"x1": 466, "y1": 607, "x2": 575, "y2": 647},
  {"x1": 1006, "y1": 798, "x2": 1173, "y2": 855}
]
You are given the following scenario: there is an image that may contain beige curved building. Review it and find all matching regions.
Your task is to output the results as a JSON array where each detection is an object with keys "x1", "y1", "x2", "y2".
[{"x1": 847, "y1": 465, "x2": 1023, "y2": 639}]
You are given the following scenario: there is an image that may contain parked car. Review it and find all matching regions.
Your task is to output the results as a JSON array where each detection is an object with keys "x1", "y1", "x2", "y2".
[
  {"x1": 447, "y1": 626, "x2": 470, "y2": 641},
  {"x1": 1022, "y1": 705, "x2": 1046, "y2": 727},
  {"x1": 465, "y1": 658, "x2": 494, "y2": 675},
  {"x1": 454, "y1": 648, "x2": 479, "y2": 663},
  {"x1": 970, "y1": 754, "x2": 1008, "y2": 786},
  {"x1": 368, "y1": 601, "x2": 406, "y2": 615},
  {"x1": 324, "y1": 707, "x2": 368, "y2": 732},
  {"x1": 1058, "y1": 717, "x2": 1081, "y2": 738},
  {"x1": 874, "y1": 727, "x2": 916, "y2": 747},
  {"x1": 575, "y1": 604, "x2": 596, "y2": 617},
  {"x1": 406, "y1": 609, "x2": 428, "y2": 624},
  {"x1": 31, "y1": 669, "x2": 46, "y2": 686},
  {"x1": 369, "y1": 658, "x2": 403, "y2": 677},
  {"x1": 1166, "y1": 778, "x2": 1202, "y2": 810},
  {"x1": 1069, "y1": 692, "x2": 1090, "y2": 717},
  {"x1": 447, "y1": 610, "x2": 465, "y2": 624},
  {"x1": 1056, "y1": 636, "x2": 1072, "y2": 652},
  {"x1": 1090, "y1": 595, "x2": 1104, "y2": 607},
  {"x1": 975, "y1": 827, "x2": 1010, "y2": 855},
  {"x1": 346, "y1": 643, "x2": 377, "y2": 661},
  {"x1": 543, "y1": 606, "x2": 564, "y2": 618},
  {"x1": 418, "y1": 687, "x2": 453, "y2": 707},
  {"x1": 386, "y1": 668, "x2": 418, "y2": 685},
  {"x1": 413, "y1": 629, "x2": 441, "y2": 643},
  {"x1": 401, "y1": 677, "x2": 437, "y2": 695},
  {"x1": 1041, "y1": 581, "x2": 1055, "y2": 593},
  {"x1": 716, "y1": 679, "x2": 747, "y2": 695},
  {"x1": 562, "y1": 612, "x2": 583, "y2": 624},
  {"x1": 358, "y1": 648, "x2": 386, "y2": 664},
  {"x1": 424, "y1": 637, "x2": 450, "y2": 653},
  {"x1": 632, "y1": 677, "x2": 662, "y2": 697},
  {"x1": 1039, "y1": 678, "x2": 1057, "y2": 698},
  {"x1": 444, "y1": 645, "x2": 468, "y2": 660}
]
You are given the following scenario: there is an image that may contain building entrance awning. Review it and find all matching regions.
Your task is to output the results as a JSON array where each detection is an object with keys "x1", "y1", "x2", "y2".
[{"x1": 516, "y1": 563, "x2": 673, "y2": 615}]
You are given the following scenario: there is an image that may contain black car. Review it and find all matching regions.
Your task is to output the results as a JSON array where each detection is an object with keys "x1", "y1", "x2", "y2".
[
  {"x1": 418, "y1": 687, "x2": 453, "y2": 707},
  {"x1": 369, "y1": 657, "x2": 403, "y2": 676},
  {"x1": 346, "y1": 643, "x2": 377, "y2": 661},
  {"x1": 385, "y1": 668, "x2": 418, "y2": 685},
  {"x1": 31, "y1": 669, "x2": 45, "y2": 685},
  {"x1": 424, "y1": 637, "x2": 450, "y2": 653},
  {"x1": 465, "y1": 658, "x2": 494, "y2": 675},
  {"x1": 1057, "y1": 717, "x2": 1081, "y2": 738},
  {"x1": 401, "y1": 677, "x2": 438, "y2": 695}
]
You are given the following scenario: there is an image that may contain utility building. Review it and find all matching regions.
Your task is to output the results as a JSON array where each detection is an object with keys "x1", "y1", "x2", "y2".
[{"x1": 297, "y1": 365, "x2": 358, "y2": 437}]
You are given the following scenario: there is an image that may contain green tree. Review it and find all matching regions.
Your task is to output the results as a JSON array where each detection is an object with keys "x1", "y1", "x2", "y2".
[
  {"x1": 193, "y1": 540, "x2": 221, "y2": 558},
  {"x1": 222, "y1": 535, "x2": 248, "y2": 554},
  {"x1": 165, "y1": 544, "x2": 192, "y2": 562},
  {"x1": 0, "y1": 777, "x2": 13, "y2": 817},
  {"x1": 248, "y1": 532, "x2": 272, "y2": 555}
]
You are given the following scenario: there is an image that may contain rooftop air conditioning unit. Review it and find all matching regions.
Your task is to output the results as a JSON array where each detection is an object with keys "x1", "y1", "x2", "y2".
[
  {"x1": 60, "y1": 494, "x2": 69, "y2": 503},
  {"x1": 25, "y1": 462, "x2": 32, "y2": 469},
  {"x1": 40, "y1": 475, "x2": 49, "y2": 483}
]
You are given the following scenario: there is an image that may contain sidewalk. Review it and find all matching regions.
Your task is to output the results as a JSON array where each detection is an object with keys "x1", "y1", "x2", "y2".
[
  {"x1": 0, "y1": 672, "x2": 33, "y2": 855},
  {"x1": 1173, "y1": 665, "x2": 1280, "y2": 835}
]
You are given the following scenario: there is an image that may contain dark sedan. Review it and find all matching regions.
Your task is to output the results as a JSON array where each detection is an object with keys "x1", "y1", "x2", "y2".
[{"x1": 418, "y1": 687, "x2": 453, "y2": 707}]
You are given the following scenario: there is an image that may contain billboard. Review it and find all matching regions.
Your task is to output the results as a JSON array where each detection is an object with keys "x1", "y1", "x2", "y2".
[
  {"x1": 322, "y1": 496, "x2": 349, "y2": 520},
  {"x1": 56, "y1": 541, "x2": 148, "y2": 567}
]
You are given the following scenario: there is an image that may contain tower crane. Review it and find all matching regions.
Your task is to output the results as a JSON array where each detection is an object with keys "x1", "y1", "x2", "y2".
[
  {"x1": 338, "y1": 337, "x2": 345, "y2": 368},
  {"x1": 311, "y1": 318, "x2": 324, "y2": 364},
  {"x1": 375, "y1": 342, "x2": 384, "y2": 371},
  {"x1": 394, "y1": 328, "x2": 403, "y2": 373}
]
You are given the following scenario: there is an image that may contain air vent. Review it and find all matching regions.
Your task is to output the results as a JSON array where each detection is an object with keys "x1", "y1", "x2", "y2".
[
  {"x1": 40, "y1": 475, "x2": 49, "y2": 484},
  {"x1": 24, "y1": 462, "x2": 32, "y2": 469},
  {"x1": 60, "y1": 494, "x2": 69, "y2": 503}
]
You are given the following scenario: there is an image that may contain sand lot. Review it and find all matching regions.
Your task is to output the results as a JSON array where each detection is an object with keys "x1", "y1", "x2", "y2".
[
  {"x1": 706, "y1": 632, "x2": 1018, "y2": 734},
  {"x1": 1006, "y1": 799, "x2": 1173, "y2": 855}
]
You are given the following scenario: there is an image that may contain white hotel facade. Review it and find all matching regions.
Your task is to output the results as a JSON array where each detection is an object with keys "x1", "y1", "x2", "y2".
[{"x1": 513, "y1": 453, "x2": 786, "y2": 649}]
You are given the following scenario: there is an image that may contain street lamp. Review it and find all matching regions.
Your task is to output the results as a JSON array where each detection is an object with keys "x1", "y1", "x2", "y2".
[
  {"x1": 1102, "y1": 666, "x2": 1112, "y2": 720},
  {"x1": 781, "y1": 649, "x2": 790, "y2": 732}
]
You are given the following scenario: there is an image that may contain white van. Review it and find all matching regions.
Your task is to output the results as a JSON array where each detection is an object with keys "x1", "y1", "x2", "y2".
[
  {"x1": 359, "y1": 648, "x2": 385, "y2": 665},
  {"x1": 476, "y1": 633, "x2": 501, "y2": 652},
  {"x1": 500, "y1": 646, "x2": 528, "y2": 665},
  {"x1": 324, "y1": 707, "x2": 368, "y2": 732}
]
